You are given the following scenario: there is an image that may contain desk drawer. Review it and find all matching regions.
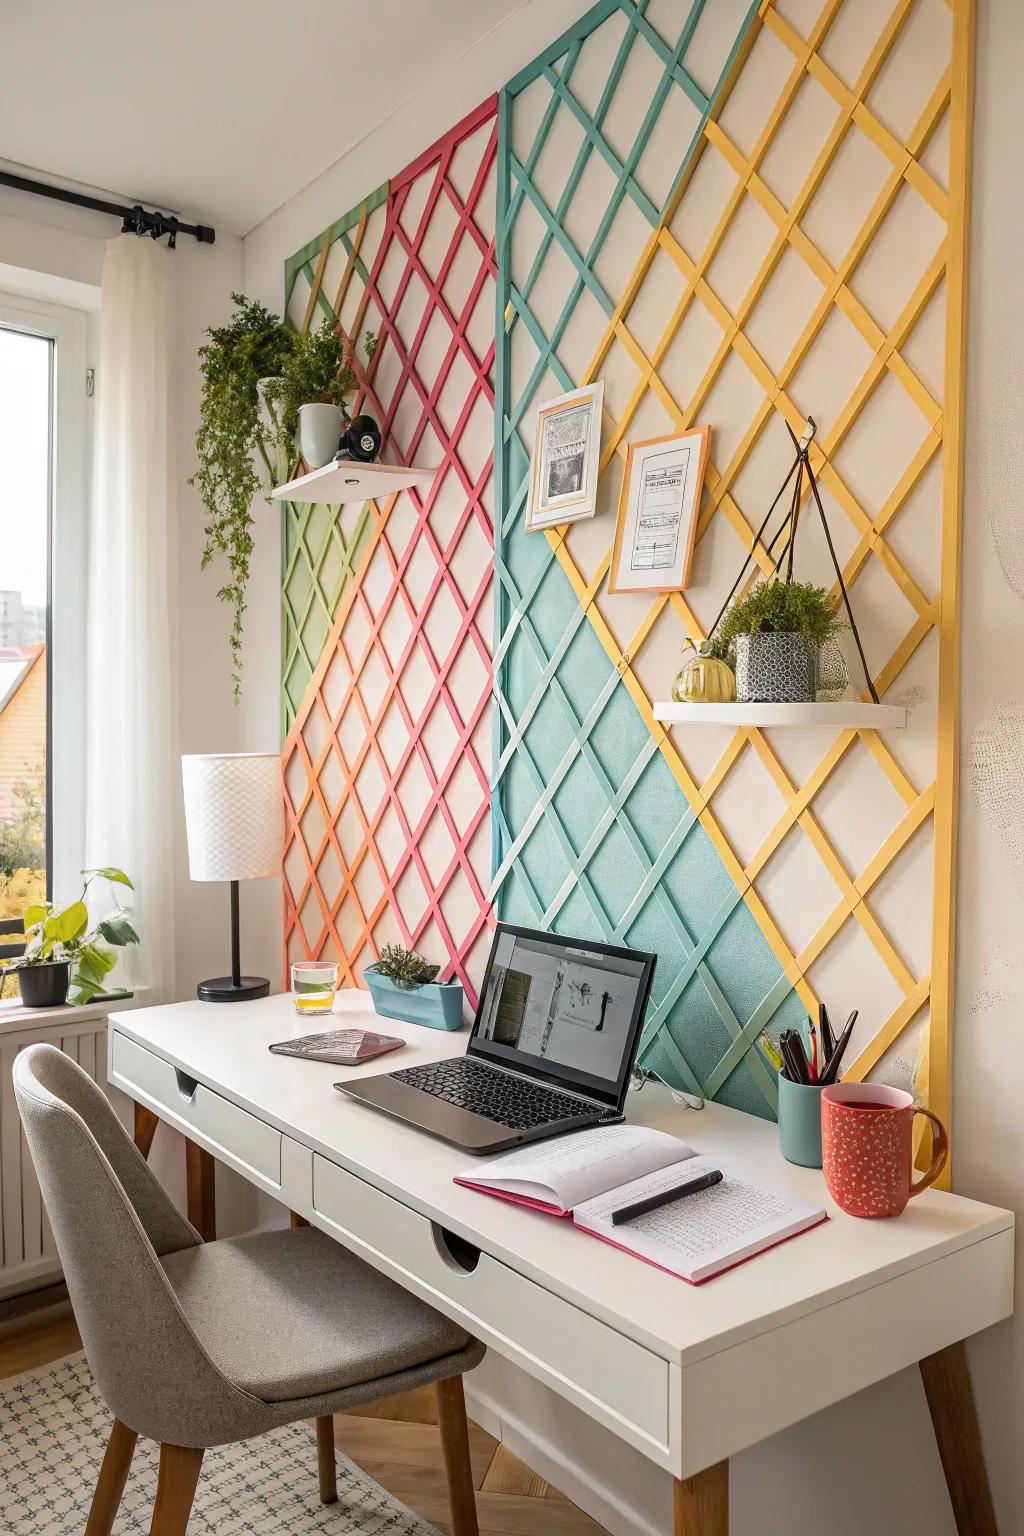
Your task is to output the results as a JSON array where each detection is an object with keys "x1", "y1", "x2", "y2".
[
  {"x1": 110, "y1": 1032, "x2": 281, "y2": 1187},
  {"x1": 312, "y1": 1153, "x2": 668, "y2": 1449}
]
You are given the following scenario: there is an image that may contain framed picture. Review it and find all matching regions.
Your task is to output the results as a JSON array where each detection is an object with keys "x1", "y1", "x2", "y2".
[
  {"x1": 609, "y1": 426, "x2": 710, "y2": 593},
  {"x1": 525, "y1": 382, "x2": 604, "y2": 531}
]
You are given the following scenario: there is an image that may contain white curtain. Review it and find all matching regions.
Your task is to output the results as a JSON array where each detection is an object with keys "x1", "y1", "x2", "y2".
[{"x1": 84, "y1": 237, "x2": 177, "y2": 1001}]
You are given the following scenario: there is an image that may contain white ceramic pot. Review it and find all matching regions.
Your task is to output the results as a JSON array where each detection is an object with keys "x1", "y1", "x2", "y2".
[{"x1": 299, "y1": 403, "x2": 343, "y2": 468}]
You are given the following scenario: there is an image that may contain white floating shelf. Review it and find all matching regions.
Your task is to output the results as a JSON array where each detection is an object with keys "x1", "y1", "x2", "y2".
[
  {"x1": 653, "y1": 701, "x2": 907, "y2": 729},
  {"x1": 270, "y1": 459, "x2": 435, "y2": 505}
]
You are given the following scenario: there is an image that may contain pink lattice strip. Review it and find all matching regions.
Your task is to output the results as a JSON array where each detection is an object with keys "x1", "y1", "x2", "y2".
[{"x1": 283, "y1": 98, "x2": 498, "y2": 1006}]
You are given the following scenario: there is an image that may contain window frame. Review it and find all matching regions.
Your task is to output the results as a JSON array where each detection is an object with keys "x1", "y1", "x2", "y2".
[{"x1": 0, "y1": 292, "x2": 90, "y2": 960}]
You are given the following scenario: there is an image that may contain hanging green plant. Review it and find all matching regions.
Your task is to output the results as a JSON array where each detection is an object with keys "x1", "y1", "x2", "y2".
[
  {"x1": 191, "y1": 294, "x2": 298, "y2": 698},
  {"x1": 261, "y1": 322, "x2": 374, "y2": 451},
  {"x1": 707, "y1": 579, "x2": 842, "y2": 665}
]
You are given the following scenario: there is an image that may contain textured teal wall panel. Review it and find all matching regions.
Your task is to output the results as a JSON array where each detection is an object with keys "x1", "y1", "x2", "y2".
[{"x1": 491, "y1": 0, "x2": 809, "y2": 1117}]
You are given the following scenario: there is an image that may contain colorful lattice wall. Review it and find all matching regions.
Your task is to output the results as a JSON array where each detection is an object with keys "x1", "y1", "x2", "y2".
[
  {"x1": 282, "y1": 0, "x2": 972, "y2": 1131},
  {"x1": 282, "y1": 101, "x2": 498, "y2": 1002}
]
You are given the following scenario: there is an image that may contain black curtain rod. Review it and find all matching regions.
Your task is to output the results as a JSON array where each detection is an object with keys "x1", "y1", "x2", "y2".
[{"x1": 0, "y1": 170, "x2": 215, "y2": 247}]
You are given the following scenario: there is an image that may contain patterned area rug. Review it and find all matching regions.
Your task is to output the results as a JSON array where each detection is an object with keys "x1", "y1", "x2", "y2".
[{"x1": 0, "y1": 1355, "x2": 438, "y2": 1534}]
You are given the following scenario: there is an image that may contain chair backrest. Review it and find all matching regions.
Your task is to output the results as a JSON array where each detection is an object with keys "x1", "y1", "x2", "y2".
[{"x1": 14, "y1": 1043, "x2": 265, "y2": 1445}]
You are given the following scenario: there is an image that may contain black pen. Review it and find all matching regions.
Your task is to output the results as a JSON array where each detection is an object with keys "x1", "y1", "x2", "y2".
[
  {"x1": 820, "y1": 1010, "x2": 858, "y2": 1086},
  {"x1": 611, "y1": 1169, "x2": 724, "y2": 1226},
  {"x1": 819, "y1": 1003, "x2": 835, "y2": 1061}
]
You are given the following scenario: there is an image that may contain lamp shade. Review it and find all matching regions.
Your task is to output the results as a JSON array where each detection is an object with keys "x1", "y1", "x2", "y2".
[{"x1": 181, "y1": 753, "x2": 282, "y2": 882}]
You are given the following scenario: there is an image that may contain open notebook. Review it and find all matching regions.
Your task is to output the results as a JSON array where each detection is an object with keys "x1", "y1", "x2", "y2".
[{"x1": 454, "y1": 1124, "x2": 826, "y2": 1284}]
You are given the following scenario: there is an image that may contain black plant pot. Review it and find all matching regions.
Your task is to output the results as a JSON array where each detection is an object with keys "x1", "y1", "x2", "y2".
[{"x1": 18, "y1": 961, "x2": 70, "y2": 1009}]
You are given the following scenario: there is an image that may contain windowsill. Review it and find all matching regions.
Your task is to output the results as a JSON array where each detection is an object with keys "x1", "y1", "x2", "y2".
[{"x1": 0, "y1": 989, "x2": 146, "y2": 1038}]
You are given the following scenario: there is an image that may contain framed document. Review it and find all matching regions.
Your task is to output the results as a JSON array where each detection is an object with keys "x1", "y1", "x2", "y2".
[
  {"x1": 609, "y1": 427, "x2": 710, "y2": 593},
  {"x1": 525, "y1": 382, "x2": 604, "y2": 531}
]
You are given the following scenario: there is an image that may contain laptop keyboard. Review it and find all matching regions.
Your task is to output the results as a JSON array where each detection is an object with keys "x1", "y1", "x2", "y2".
[{"x1": 391, "y1": 1057, "x2": 599, "y2": 1130}]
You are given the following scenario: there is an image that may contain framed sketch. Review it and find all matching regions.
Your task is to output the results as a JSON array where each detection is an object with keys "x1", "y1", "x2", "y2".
[
  {"x1": 525, "y1": 382, "x2": 604, "y2": 531},
  {"x1": 609, "y1": 426, "x2": 710, "y2": 593}
]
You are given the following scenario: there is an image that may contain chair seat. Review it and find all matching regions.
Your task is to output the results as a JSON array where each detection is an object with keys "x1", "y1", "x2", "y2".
[{"x1": 162, "y1": 1226, "x2": 472, "y2": 1403}]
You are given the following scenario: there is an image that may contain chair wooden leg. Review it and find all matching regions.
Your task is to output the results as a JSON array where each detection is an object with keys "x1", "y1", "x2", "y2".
[
  {"x1": 290, "y1": 1210, "x2": 310, "y2": 1228},
  {"x1": 315, "y1": 1414, "x2": 338, "y2": 1503},
  {"x1": 85, "y1": 1418, "x2": 138, "y2": 1536},
  {"x1": 149, "y1": 1443, "x2": 204, "y2": 1536},
  {"x1": 434, "y1": 1375, "x2": 479, "y2": 1536},
  {"x1": 674, "y1": 1461, "x2": 729, "y2": 1536},
  {"x1": 920, "y1": 1343, "x2": 999, "y2": 1536}
]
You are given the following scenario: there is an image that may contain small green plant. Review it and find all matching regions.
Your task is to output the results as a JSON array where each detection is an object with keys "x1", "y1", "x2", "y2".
[
  {"x1": 3, "y1": 867, "x2": 139, "y2": 1004},
  {"x1": 372, "y1": 944, "x2": 439, "y2": 989},
  {"x1": 192, "y1": 294, "x2": 299, "y2": 698},
  {"x1": 708, "y1": 579, "x2": 842, "y2": 664},
  {"x1": 262, "y1": 322, "x2": 376, "y2": 458}
]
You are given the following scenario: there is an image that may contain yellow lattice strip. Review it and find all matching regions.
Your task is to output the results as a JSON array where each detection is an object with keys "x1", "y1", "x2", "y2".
[{"x1": 541, "y1": 0, "x2": 972, "y2": 1116}]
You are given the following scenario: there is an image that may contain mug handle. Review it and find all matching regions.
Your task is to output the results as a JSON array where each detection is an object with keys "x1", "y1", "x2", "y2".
[{"x1": 908, "y1": 1108, "x2": 949, "y2": 1198}]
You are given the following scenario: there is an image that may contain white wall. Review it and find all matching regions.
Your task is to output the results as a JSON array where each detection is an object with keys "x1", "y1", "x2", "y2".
[{"x1": 234, "y1": 1, "x2": 1024, "y2": 1532}]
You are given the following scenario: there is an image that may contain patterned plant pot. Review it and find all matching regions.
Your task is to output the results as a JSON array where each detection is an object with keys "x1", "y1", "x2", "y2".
[
  {"x1": 363, "y1": 965, "x2": 465, "y2": 1031},
  {"x1": 734, "y1": 632, "x2": 816, "y2": 703}
]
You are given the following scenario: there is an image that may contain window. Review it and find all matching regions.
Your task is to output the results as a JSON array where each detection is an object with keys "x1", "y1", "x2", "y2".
[{"x1": 0, "y1": 293, "x2": 89, "y2": 974}]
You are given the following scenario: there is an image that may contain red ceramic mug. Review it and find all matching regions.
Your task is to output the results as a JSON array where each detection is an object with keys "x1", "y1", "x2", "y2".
[{"x1": 821, "y1": 1083, "x2": 949, "y2": 1218}]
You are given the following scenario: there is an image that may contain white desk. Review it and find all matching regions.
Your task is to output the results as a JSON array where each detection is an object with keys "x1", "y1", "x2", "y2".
[{"x1": 108, "y1": 992, "x2": 1013, "y2": 1536}]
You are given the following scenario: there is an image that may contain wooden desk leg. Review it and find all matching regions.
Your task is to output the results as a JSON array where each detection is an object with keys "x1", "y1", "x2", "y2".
[
  {"x1": 133, "y1": 1101, "x2": 217, "y2": 1243},
  {"x1": 185, "y1": 1140, "x2": 217, "y2": 1242},
  {"x1": 133, "y1": 1103, "x2": 159, "y2": 1159},
  {"x1": 674, "y1": 1462, "x2": 728, "y2": 1536},
  {"x1": 920, "y1": 1343, "x2": 999, "y2": 1536}
]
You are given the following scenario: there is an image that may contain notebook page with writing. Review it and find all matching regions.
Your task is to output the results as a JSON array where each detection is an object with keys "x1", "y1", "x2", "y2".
[
  {"x1": 454, "y1": 1123, "x2": 694, "y2": 1214},
  {"x1": 574, "y1": 1157, "x2": 826, "y2": 1283}
]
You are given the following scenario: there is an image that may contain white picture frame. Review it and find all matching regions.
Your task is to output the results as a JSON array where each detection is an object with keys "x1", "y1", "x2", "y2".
[
  {"x1": 525, "y1": 382, "x2": 604, "y2": 531},
  {"x1": 609, "y1": 427, "x2": 710, "y2": 593}
]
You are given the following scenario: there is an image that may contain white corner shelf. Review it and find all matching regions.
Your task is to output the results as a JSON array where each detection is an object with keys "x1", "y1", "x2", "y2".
[
  {"x1": 653, "y1": 701, "x2": 907, "y2": 729},
  {"x1": 270, "y1": 459, "x2": 435, "y2": 505}
]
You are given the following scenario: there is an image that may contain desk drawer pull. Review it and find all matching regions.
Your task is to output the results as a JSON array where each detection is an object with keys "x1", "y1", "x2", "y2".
[
  {"x1": 432, "y1": 1224, "x2": 481, "y2": 1274},
  {"x1": 174, "y1": 1069, "x2": 199, "y2": 1102}
]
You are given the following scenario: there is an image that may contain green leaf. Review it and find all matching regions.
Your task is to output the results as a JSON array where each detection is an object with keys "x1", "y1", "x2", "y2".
[
  {"x1": 82, "y1": 867, "x2": 134, "y2": 890},
  {"x1": 68, "y1": 982, "x2": 97, "y2": 1006},
  {"x1": 79, "y1": 943, "x2": 117, "y2": 978},
  {"x1": 98, "y1": 916, "x2": 139, "y2": 947},
  {"x1": 44, "y1": 902, "x2": 89, "y2": 943},
  {"x1": 23, "y1": 903, "x2": 50, "y2": 932}
]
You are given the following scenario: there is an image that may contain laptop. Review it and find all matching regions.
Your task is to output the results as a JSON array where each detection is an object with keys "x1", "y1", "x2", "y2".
[{"x1": 338, "y1": 923, "x2": 657, "y2": 1154}]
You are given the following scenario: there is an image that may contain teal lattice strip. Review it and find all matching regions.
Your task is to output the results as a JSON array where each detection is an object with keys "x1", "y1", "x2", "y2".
[{"x1": 491, "y1": 0, "x2": 802, "y2": 1115}]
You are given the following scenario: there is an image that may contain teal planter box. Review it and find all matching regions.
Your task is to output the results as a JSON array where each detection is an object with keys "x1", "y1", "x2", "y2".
[{"x1": 364, "y1": 965, "x2": 465, "y2": 1031}]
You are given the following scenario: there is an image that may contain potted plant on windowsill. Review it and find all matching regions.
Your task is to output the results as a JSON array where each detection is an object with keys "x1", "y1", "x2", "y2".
[
  {"x1": 363, "y1": 944, "x2": 465, "y2": 1031},
  {"x1": 263, "y1": 321, "x2": 377, "y2": 470},
  {"x1": 708, "y1": 579, "x2": 843, "y2": 704},
  {"x1": 2, "y1": 867, "x2": 139, "y2": 1009}
]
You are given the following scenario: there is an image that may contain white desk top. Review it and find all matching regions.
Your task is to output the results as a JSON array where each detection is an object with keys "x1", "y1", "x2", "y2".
[{"x1": 111, "y1": 991, "x2": 1013, "y2": 1369}]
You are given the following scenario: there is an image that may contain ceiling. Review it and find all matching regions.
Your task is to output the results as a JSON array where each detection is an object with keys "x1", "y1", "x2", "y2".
[{"x1": 0, "y1": 0, "x2": 528, "y2": 236}]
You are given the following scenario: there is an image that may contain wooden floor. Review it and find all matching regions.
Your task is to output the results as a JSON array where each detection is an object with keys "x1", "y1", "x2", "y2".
[{"x1": 0, "y1": 1303, "x2": 610, "y2": 1536}]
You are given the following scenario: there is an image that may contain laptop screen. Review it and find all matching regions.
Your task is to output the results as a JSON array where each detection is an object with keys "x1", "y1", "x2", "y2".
[{"x1": 469, "y1": 924, "x2": 656, "y2": 1107}]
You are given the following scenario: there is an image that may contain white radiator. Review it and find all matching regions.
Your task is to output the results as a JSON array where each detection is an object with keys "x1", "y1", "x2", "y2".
[{"x1": 0, "y1": 1010, "x2": 110, "y2": 1299}]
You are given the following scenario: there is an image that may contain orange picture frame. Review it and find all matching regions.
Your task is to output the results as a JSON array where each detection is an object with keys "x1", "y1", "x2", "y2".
[{"x1": 609, "y1": 427, "x2": 710, "y2": 593}]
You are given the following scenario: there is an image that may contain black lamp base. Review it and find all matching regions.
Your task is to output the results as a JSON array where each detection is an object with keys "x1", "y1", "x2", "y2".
[{"x1": 197, "y1": 975, "x2": 270, "y2": 1003}]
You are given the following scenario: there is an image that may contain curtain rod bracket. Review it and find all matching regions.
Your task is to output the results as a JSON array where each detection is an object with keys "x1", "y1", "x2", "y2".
[{"x1": 0, "y1": 170, "x2": 216, "y2": 247}]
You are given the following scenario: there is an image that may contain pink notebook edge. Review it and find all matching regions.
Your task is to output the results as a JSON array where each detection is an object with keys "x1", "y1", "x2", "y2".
[{"x1": 454, "y1": 1175, "x2": 829, "y2": 1283}]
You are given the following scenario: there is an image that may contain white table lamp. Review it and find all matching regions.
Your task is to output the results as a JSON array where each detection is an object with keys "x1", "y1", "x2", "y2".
[{"x1": 181, "y1": 753, "x2": 282, "y2": 1002}]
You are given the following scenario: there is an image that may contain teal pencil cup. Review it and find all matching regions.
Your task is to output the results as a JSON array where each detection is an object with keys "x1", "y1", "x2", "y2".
[{"x1": 778, "y1": 1074, "x2": 825, "y2": 1168}]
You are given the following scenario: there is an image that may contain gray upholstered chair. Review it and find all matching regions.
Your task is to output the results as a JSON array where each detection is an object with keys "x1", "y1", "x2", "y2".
[{"x1": 14, "y1": 1043, "x2": 484, "y2": 1536}]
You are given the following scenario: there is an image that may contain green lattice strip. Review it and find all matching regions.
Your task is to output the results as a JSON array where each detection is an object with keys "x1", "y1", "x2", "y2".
[
  {"x1": 280, "y1": 184, "x2": 390, "y2": 736},
  {"x1": 281, "y1": 497, "x2": 374, "y2": 735},
  {"x1": 283, "y1": 183, "x2": 389, "y2": 322},
  {"x1": 491, "y1": 0, "x2": 794, "y2": 1112}
]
